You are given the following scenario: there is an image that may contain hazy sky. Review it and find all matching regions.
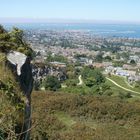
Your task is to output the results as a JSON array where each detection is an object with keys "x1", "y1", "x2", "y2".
[{"x1": 0, "y1": 0, "x2": 140, "y2": 23}]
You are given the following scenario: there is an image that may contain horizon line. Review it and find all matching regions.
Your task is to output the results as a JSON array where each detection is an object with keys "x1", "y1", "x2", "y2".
[{"x1": 1, "y1": 18, "x2": 140, "y2": 25}]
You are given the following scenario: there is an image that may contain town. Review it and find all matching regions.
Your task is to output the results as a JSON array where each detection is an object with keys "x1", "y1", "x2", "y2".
[{"x1": 25, "y1": 29, "x2": 140, "y2": 94}]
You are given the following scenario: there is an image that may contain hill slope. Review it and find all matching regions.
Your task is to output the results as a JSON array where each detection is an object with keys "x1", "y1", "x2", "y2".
[
  {"x1": 31, "y1": 91, "x2": 140, "y2": 140},
  {"x1": 0, "y1": 52, "x2": 25, "y2": 139},
  {"x1": 0, "y1": 25, "x2": 33, "y2": 139}
]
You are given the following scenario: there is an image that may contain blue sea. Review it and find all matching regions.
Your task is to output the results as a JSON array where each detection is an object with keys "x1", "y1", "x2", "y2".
[{"x1": 3, "y1": 23, "x2": 140, "y2": 38}]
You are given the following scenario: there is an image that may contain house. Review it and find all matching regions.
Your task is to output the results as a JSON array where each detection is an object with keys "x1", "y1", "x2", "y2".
[
  {"x1": 115, "y1": 69, "x2": 136, "y2": 77},
  {"x1": 49, "y1": 61, "x2": 66, "y2": 68},
  {"x1": 123, "y1": 64, "x2": 138, "y2": 70},
  {"x1": 102, "y1": 62, "x2": 113, "y2": 68},
  {"x1": 93, "y1": 63, "x2": 104, "y2": 68},
  {"x1": 129, "y1": 55, "x2": 139, "y2": 62},
  {"x1": 105, "y1": 66, "x2": 115, "y2": 74},
  {"x1": 128, "y1": 75, "x2": 140, "y2": 82}
]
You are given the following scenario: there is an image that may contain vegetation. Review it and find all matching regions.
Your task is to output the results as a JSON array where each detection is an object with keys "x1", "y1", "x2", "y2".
[
  {"x1": 109, "y1": 75, "x2": 140, "y2": 93},
  {"x1": 46, "y1": 54, "x2": 68, "y2": 63},
  {"x1": 1, "y1": 25, "x2": 140, "y2": 140},
  {"x1": 0, "y1": 53, "x2": 25, "y2": 139},
  {"x1": 0, "y1": 25, "x2": 32, "y2": 139},
  {"x1": 113, "y1": 60, "x2": 125, "y2": 67},
  {"x1": 0, "y1": 25, "x2": 33, "y2": 56},
  {"x1": 81, "y1": 66, "x2": 105, "y2": 85},
  {"x1": 31, "y1": 91, "x2": 140, "y2": 140},
  {"x1": 130, "y1": 59, "x2": 136, "y2": 65},
  {"x1": 44, "y1": 76, "x2": 61, "y2": 91},
  {"x1": 95, "y1": 53, "x2": 103, "y2": 62}
]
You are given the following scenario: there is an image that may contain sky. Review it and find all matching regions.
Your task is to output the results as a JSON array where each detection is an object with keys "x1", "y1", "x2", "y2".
[{"x1": 0, "y1": 0, "x2": 140, "y2": 23}]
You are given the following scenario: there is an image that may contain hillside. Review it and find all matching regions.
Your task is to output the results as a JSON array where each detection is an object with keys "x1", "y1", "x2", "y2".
[
  {"x1": 31, "y1": 91, "x2": 140, "y2": 140},
  {"x1": 0, "y1": 52, "x2": 25, "y2": 139},
  {"x1": 1, "y1": 25, "x2": 140, "y2": 140},
  {"x1": 0, "y1": 25, "x2": 33, "y2": 139}
]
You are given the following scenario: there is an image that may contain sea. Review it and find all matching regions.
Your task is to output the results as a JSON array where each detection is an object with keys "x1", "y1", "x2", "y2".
[{"x1": 3, "y1": 23, "x2": 140, "y2": 38}]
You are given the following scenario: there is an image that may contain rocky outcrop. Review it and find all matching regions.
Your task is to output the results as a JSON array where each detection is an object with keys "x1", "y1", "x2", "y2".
[{"x1": 7, "y1": 51, "x2": 33, "y2": 140}]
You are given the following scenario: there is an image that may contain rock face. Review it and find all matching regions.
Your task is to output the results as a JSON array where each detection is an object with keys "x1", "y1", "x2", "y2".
[{"x1": 7, "y1": 51, "x2": 33, "y2": 140}]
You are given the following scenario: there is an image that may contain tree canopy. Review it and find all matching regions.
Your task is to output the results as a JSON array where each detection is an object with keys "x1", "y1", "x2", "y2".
[
  {"x1": 81, "y1": 66, "x2": 105, "y2": 86},
  {"x1": 44, "y1": 76, "x2": 61, "y2": 91}
]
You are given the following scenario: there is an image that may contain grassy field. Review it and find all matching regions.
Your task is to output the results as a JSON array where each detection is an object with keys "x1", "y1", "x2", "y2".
[
  {"x1": 108, "y1": 75, "x2": 140, "y2": 93},
  {"x1": 105, "y1": 78, "x2": 128, "y2": 95}
]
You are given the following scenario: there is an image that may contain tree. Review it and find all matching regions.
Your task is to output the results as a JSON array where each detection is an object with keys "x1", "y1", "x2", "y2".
[
  {"x1": 85, "y1": 77, "x2": 96, "y2": 87},
  {"x1": 116, "y1": 53, "x2": 121, "y2": 59},
  {"x1": 135, "y1": 81, "x2": 140, "y2": 88},
  {"x1": 44, "y1": 76, "x2": 61, "y2": 91},
  {"x1": 113, "y1": 61, "x2": 125, "y2": 67},
  {"x1": 46, "y1": 54, "x2": 68, "y2": 63},
  {"x1": 130, "y1": 59, "x2": 136, "y2": 65},
  {"x1": 95, "y1": 53, "x2": 103, "y2": 62},
  {"x1": 65, "y1": 79, "x2": 77, "y2": 87},
  {"x1": 9, "y1": 27, "x2": 33, "y2": 56},
  {"x1": 104, "y1": 56, "x2": 112, "y2": 61},
  {"x1": 0, "y1": 25, "x2": 11, "y2": 52},
  {"x1": 82, "y1": 67, "x2": 105, "y2": 86},
  {"x1": 0, "y1": 25, "x2": 6, "y2": 34},
  {"x1": 94, "y1": 69, "x2": 105, "y2": 84},
  {"x1": 125, "y1": 92, "x2": 132, "y2": 98},
  {"x1": 0, "y1": 25, "x2": 33, "y2": 56},
  {"x1": 9, "y1": 27, "x2": 25, "y2": 46}
]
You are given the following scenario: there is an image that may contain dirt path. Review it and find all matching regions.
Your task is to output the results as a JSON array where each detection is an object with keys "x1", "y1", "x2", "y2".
[
  {"x1": 77, "y1": 75, "x2": 84, "y2": 85},
  {"x1": 106, "y1": 77, "x2": 140, "y2": 95}
]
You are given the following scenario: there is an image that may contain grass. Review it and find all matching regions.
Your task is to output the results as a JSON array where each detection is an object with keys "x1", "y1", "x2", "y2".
[
  {"x1": 54, "y1": 111, "x2": 104, "y2": 131},
  {"x1": 0, "y1": 53, "x2": 14, "y2": 82},
  {"x1": 0, "y1": 52, "x2": 5, "y2": 61},
  {"x1": 54, "y1": 111, "x2": 76, "y2": 128},
  {"x1": 0, "y1": 52, "x2": 24, "y2": 122},
  {"x1": 0, "y1": 53, "x2": 22, "y2": 93},
  {"x1": 0, "y1": 52, "x2": 23, "y2": 139},
  {"x1": 31, "y1": 91, "x2": 140, "y2": 140},
  {"x1": 109, "y1": 75, "x2": 140, "y2": 93},
  {"x1": 60, "y1": 85, "x2": 91, "y2": 94},
  {"x1": 105, "y1": 79, "x2": 128, "y2": 95},
  {"x1": 110, "y1": 75, "x2": 131, "y2": 89}
]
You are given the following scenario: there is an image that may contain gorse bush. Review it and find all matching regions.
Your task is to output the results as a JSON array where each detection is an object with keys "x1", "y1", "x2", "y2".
[{"x1": 31, "y1": 91, "x2": 140, "y2": 140}]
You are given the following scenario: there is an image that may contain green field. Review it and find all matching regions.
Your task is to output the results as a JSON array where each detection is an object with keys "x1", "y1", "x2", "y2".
[{"x1": 108, "y1": 75, "x2": 140, "y2": 93}]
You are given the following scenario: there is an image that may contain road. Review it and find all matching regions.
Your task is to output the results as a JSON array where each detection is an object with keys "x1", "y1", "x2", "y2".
[{"x1": 106, "y1": 77, "x2": 140, "y2": 95}]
